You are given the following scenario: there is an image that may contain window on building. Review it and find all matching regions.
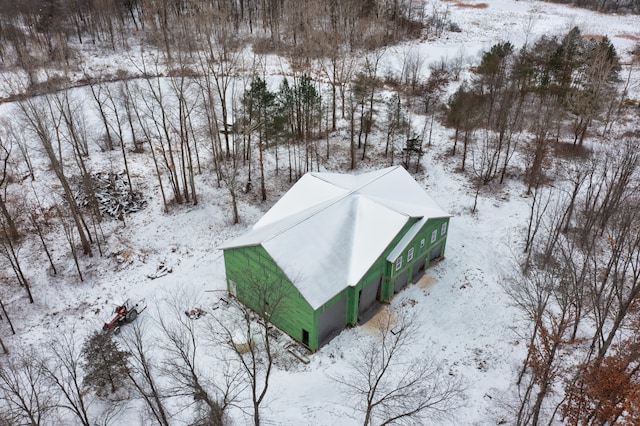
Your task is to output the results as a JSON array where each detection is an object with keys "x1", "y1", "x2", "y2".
[
  {"x1": 431, "y1": 229, "x2": 437, "y2": 243},
  {"x1": 407, "y1": 247, "x2": 414, "y2": 262},
  {"x1": 420, "y1": 238, "x2": 425, "y2": 248},
  {"x1": 441, "y1": 222, "x2": 448, "y2": 235},
  {"x1": 395, "y1": 256, "x2": 403, "y2": 271},
  {"x1": 302, "y1": 329, "x2": 309, "y2": 346}
]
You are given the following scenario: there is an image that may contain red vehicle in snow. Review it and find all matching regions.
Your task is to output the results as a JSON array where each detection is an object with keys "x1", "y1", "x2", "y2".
[{"x1": 103, "y1": 299, "x2": 146, "y2": 334}]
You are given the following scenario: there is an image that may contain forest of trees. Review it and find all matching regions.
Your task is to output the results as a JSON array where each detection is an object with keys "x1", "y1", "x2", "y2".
[{"x1": 0, "y1": 0, "x2": 639, "y2": 424}]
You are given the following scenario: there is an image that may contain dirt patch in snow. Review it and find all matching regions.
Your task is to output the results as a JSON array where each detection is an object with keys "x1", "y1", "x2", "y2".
[
  {"x1": 583, "y1": 33, "x2": 605, "y2": 42},
  {"x1": 416, "y1": 274, "x2": 436, "y2": 289},
  {"x1": 444, "y1": 0, "x2": 489, "y2": 9},
  {"x1": 361, "y1": 306, "x2": 397, "y2": 331},
  {"x1": 616, "y1": 33, "x2": 640, "y2": 42}
]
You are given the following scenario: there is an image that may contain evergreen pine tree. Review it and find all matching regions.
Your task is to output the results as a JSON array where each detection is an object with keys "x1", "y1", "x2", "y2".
[{"x1": 81, "y1": 331, "x2": 131, "y2": 399}]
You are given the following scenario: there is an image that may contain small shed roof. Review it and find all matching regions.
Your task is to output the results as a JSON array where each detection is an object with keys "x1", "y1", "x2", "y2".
[{"x1": 220, "y1": 166, "x2": 450, "y2": 309}]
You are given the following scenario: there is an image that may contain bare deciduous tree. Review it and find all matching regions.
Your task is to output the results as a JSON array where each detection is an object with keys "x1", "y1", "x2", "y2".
[
  {"x1": 0, "y1": 133, "x2": 19, "y2": 240},
  {"x1": 506, "y1": 263, "x2": 575, "y2": 426},
  {"x1": 41, "y1": 330, "x2": 94, "y2": 426},
  {"x1": 400, "y1": 46, "x2": 425, "y2": 95},
  {"x1": 332, "y1": 309, "x2": 465, "y2": 425},
  {"x1": 156, "y1": 296, "x2": 239, "y2": 425},
  {"x1": 0, "y1": 219, "x2": 33, "y2": 303},
  {"x1": 210, "y1": 272, "x2": 294, "y2": 426},
  {"x1": 470, "y1": 137, "x2": 495, "y2": 213},
  {"x1": 0, "y1": 351, "x2": 54, "y2": 425},
  {"x1": 444, "y1": 83, "x2": 481, "y2": 170},
  {"x1": 121, "y1": 321, "x2": 171, "y2": 426},
  {"x1": 18, "y1": 95, "x2": 93, "y2": 256}
]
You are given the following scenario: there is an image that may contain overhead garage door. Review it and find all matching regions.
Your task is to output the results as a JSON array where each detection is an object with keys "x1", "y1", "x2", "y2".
[
  {"x1": 358, "y1": 276, "x2": 381, "y2": 320},
  {"x1": 393, "y1": 270, "x2": 409, "y2": 293},
  {"x1": 318, "y1": 295, "x2": 347, "y2": 346},
  {"x1": 413, "y1": 255, "x2": 427, "y2": 282},
  {"x1": 430, "y1": 243, "x2": 443, "y2": 261}
]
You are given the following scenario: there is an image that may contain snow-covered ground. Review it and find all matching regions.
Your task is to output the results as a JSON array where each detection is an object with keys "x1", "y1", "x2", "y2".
[{"x1": 1, "y1": 0, "x2": 639, "y2": 425}]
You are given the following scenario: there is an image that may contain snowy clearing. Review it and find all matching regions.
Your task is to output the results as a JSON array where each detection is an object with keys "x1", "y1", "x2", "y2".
[{"x1": 1, "y1": 0, "x2": 639, "y2": 425}]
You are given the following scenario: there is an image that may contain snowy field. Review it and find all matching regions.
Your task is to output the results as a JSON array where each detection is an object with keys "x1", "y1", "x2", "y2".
[{"x1": 1, "y1": 0, "x2": 639, "y2": 425}]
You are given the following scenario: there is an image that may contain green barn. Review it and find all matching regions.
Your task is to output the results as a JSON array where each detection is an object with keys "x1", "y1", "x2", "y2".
[{"x1": 220, "y1": 166, "x2": 451, "y2": 351}]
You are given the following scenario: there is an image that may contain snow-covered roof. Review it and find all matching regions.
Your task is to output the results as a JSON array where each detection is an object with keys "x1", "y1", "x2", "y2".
[
  {"x1": 220, "y1": 166, "x2": 451, "y2": 309},
  {"x1": 385, "y1": 217, "x2": 428, "y2": 262}
]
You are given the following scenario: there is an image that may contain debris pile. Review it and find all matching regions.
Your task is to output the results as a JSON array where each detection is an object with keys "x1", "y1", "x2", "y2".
[
  {"x1": 147, "y1": 261, "x2": 172, "y2": 280},
  {"x1": 185, "y1": 307, "x2": 205, "y2": 320},
  {"x1": 75, "y1": 172, "x2": 147, "y2": 218}
]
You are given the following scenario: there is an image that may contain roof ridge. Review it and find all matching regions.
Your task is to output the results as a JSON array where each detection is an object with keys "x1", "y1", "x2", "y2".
[
  {"x1": 349, "y1": 166, "x2": 400, "y2": 194},
  {"x1": 258, "y1": 197, "x2": 339, "y2": 243},
  {"x1": 259, "y1": 166, "x2": 401, "y2": 243},
  {"x1": 345, "y1": 195, "x2": 409, "y2": 286}
]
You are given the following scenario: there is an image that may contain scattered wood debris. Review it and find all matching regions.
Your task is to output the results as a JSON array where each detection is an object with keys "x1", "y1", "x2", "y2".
[
  {"x1": 185, "y1": 307, "x2": 205, "y2": 319},
  {"x1": 209, "y1": 297, "x2": 230, "y2": 311},
  {"x1": 285, "y1": 342, "x2": 311, "y2": 364},
  {"x1": 147, "y1": 261, "x2": 172, "y2": 279}
]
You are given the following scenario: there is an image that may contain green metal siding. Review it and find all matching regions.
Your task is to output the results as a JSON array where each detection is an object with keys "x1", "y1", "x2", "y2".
[
  {"x1": 223, "y1": 245, "x2": 317, "y2": 348},
  {"x1": 388, "y1": 217, "x2": 450, "y2": 293},
  {"x1": 222, "y1": 216, "x2": 450, "y2": 351},
  {"x1": 346, "y1": 219, "x2": 421, "y2": 315}
]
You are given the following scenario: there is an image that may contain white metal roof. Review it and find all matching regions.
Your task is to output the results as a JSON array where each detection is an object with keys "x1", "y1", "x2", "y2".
[{"x1": 220, "y1": 166, "x2": 451, "y2": 309}]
